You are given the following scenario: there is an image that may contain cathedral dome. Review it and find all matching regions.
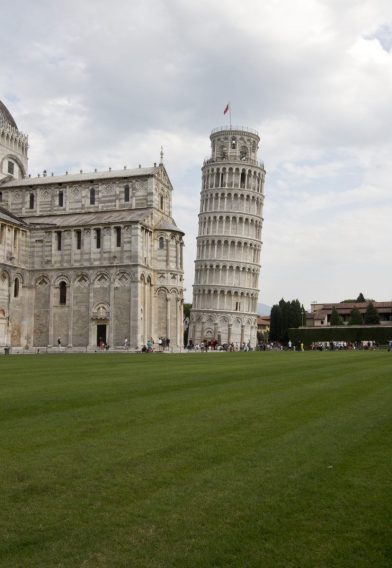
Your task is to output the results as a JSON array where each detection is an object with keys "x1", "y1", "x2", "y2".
[{"x1": 0, "y1": 100, "x2": 18, "y2": 130}]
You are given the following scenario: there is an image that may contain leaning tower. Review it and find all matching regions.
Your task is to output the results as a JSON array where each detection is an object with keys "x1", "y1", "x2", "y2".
[{"x1": 189, "y1": 126, "x2": 266, "y2": 348}]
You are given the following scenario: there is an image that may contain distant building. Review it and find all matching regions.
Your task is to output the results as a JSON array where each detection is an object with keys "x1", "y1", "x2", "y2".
[
  {"x1": 256, "y1": 315, "x2": 270, "y2": 337},
  {"x1": 189, "y1": 126, "x2": 266, "y2": 347},
  {"x1": 0, "y1": 101, "x2": 184, "y2": 350},
  {"x1": 306, "y1": 302, "x2": 392, "y2": 326}
]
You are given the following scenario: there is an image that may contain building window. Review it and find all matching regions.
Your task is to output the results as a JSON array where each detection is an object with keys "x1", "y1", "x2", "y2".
[
  {"x1": 14, "y1": 278, "x2": 19, "y2": 298},
  {"x1": 0, "y1": 191, "x2": 2, "y2": 203},
  {"x1": 56, "y1": 231, "x2": 62, "y2": 251},
  {"x1": 159, "y1": 236, "x2": 165, "y2": 249},
  {"x1": 58, "y1": 191, "x2": 64, "y2": 207},
  {"x1": 95, "y1": 228, "x2": 101, "y2": 249},
  {"x1": 75, "y1": 229, "x2": 82, "y2": 250},
  {"x1": 90, "y1": 187, "x2": 96, "y2": 205},
  {"x1": 124, "y1": 184, "x2": 130, "y2": 202},
  {"x1": 231, "y1": 137, "x2": 236, "y2": 149},
  {"x1": 235, "y1": 301, "x2": 241, "y2": 311},
  {"x1": 8, "y1": 161, "x2": 14, "y2": 175},
  {"x1": 240, "y1": 147, "x2": 248, "y2": 160},
  {"x1": 29, "y1": 193, "x2": 35, "y2": 209},
  {"x1": 115, "y1": 227, "x2": 121, "y2": 247},
  {"x1": 59, "y1": 281, "x2": 67, "y2": 305},
  {"x1": 160, "y1": 195, "x2": 164, "y2": 209}
]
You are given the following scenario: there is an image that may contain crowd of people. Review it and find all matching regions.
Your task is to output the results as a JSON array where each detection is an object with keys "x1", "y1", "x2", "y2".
[
  {"x1": 128, "y1": 337, "x2": 171, "y2": 353},
  {"x1": 256, "y1": 340, "x2": 382, "y2": 351},
  {"x1": 187, "y1": 339, "x2": 253, "y2": 352},
  {"x1": 310, "y1": 340, "x2": 379, "y2": 351},
  {"x1": 99, "y1": 336, "x2": 387, "y2": 353}
]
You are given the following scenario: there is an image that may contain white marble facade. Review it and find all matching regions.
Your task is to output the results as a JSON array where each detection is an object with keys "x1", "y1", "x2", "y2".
[
  {"x1": 190, "y1": 126, "x2": 266, "y2": 347},
  {"x1": 0, "y1": 101, "x2": 184, "y2": 350}
]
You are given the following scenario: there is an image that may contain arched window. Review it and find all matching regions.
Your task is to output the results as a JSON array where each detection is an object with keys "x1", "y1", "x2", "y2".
[
  {"x1": 160, "y1": 195, "x2": 164, "y2": 209},
  {"x1": 29, "y1": 193, "x2": 35, "y2": 209},
  {"x1": 231, "y1": 137, "x2": 236, "y2": 149},
  {"x1": 240, "y1": 146, "x2": 248, "y2": 160},
  {"x1": 124, "y1": 184, "x2": 130, "y2": 202},
  {"x1": 159, "y1": 236, "x2": 165, "y2": 249},
  {"x1": 14, "y1": 278, "x2": 19, "y2": 298},
  {"x1": 59, "y1": 281, "x2": 67, "y2": 305},
  {"x1": 90, "y1": 187, "x2": 96, "y2": 205}
]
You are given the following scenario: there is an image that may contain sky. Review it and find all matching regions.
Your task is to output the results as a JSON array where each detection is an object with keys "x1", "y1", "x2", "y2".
[{"x1": 1, "y1": 0, "x2": 391, "y2": 310}]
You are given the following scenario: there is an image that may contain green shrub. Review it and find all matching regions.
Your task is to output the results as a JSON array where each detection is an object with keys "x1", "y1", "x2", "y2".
[{"x1": 288, "y1": 326, "x2": 392, "y2": 345}]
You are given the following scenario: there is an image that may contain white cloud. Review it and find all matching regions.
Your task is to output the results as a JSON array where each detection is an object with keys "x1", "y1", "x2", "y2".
[{"x1": 1, "y1": 0, "x2": 392, "y2": 307}]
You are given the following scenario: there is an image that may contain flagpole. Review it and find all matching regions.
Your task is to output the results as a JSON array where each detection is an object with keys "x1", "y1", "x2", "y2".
[{"x1": 223, "y1": 102, "x2": 231, "y2": 128}]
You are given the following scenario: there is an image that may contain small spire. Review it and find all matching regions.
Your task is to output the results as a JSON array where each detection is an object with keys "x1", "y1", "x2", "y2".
[{"x1": 160, "y1": 146, "x2": 164, "y2": 164}]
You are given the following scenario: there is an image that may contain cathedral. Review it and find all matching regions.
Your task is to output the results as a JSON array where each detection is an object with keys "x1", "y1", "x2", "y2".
[{"x1": 0, "y1": 101, "x2": 184, "y2": 351}]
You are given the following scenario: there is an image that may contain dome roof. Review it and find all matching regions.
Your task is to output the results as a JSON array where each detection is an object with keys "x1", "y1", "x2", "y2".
[{"x1": 0, "y1": 100, "x2": 18, "y2": 130}]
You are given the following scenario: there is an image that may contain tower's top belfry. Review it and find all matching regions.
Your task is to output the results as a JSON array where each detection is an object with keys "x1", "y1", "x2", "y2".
[
  {"x1": 189, "y1": 125, "x2": 266, "y2": 348},
  {"x1": 207, "y1": 125, "x2": 262, "y2": 165}
]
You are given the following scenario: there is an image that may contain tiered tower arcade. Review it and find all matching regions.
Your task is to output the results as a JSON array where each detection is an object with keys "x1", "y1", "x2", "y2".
[
  {"x1": 0, "y1": 101, "x2": 28, "y2": 181},
  {"x1": 189, "y1": 126, "x2": 266, "y2": 347}
]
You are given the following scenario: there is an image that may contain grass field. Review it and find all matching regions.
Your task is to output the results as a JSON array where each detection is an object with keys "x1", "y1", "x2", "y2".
[{"x1": 1, "y1": 351, "x2": 391, "y2": 568}]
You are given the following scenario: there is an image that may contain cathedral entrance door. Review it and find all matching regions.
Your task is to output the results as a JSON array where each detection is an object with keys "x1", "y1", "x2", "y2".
[{"x1": 97, "y1": 324, "x2": 107, "y2": 347}]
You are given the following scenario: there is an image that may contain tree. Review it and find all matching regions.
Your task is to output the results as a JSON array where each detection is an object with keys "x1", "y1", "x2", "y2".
[
  {"x1": 269, "y1": 298, "x2": 305, "y2": 343},
  {"x1": 269, "y1": 304, "x2": 282, "y2": 342},
  {"x1": 364, "y1": 302, "x2": 380, "y2": 325},
  {"x1": 348, "y1": 307, "x2": 363, "y2": 325},
  {"x1": 330, "y1": 306, "x2": 344, "y2": 326},
  {"x1": 341, "y1": 293, "x2": 368, "y2": 303},
  {"x1": 183, "y1": 303, "x2": 192, "y2": 319},
  {"x1": 288, "y1": 299, "x2": 303, "y2": 328}
]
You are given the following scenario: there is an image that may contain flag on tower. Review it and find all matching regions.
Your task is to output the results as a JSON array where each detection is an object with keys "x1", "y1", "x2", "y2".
[{"x1": 223, "y1": 103, "x2": 230, "y2": 115}]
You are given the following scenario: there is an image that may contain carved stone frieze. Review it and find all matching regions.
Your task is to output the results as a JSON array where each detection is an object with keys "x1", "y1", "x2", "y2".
[
  {"x1": 94, "y1": 273, "x2": 110, "y2": 287},
  {"x1": 91, "y1": 303, "x2": 110, "y2": 320},
  {"x1": 75, "y1": 275, "x2": 89, "y2": 288},
  {"x1": 114, "y1": 272, "x2": 131, "y2": 288}
]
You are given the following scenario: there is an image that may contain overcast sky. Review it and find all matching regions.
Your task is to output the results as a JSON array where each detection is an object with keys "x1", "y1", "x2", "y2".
[{"x1": 2, "y1": 0, "x2": 391, "y2": 309}]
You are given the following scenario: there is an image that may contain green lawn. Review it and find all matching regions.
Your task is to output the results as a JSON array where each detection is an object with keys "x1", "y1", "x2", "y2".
[{"x1": 0, "y1": 351, "x2": 391, "y2": 568}]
